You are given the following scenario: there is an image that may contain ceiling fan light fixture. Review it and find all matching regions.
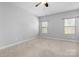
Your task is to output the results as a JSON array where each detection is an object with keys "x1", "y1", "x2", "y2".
[
  {"x1": 41, "y1": 0, "x2": 47, "y2": 4},
  {"x1": 35, "y1": 0, "x2": 48, "y2": 7}
]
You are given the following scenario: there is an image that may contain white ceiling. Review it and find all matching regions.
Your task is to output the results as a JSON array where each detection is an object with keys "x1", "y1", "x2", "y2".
[{"x1": 12, "y1": 2, "x2": 79, "y2": 17}]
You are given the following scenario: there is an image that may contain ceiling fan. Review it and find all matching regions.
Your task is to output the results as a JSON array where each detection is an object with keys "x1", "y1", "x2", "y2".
[{"x1": 35, "y1": 0, "x2": 48, "y2": 7}]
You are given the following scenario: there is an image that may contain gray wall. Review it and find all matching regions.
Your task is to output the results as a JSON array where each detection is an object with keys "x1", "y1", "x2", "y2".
[
  {"x1": 39, "y1": 10, "x2": 79, "y2": 41},
  {"x1": 0, "y1": 3, "x2": 39, "y2": 47}
]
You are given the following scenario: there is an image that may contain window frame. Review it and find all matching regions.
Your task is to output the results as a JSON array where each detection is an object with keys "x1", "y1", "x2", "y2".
[
  {"x1": 64, "y1": 18, "x2": 76, "y2": 35},
  {"x1": 41, "y1": 21, "x2": 48, "y2": 33}
]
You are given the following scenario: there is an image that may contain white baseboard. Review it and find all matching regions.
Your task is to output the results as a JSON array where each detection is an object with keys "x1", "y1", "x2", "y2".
[
  {"x1": 0, "y1": 37, "x2": 36, "y2": 50},
  {"x1": 39, "y1": 36, "x2": 79, "y2": 43}
]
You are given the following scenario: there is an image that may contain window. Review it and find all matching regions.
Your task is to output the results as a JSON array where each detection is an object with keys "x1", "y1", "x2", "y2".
[
  {"x1": 41, "y1": 21, "x2": 48, "y2": 33},
  {"x1": 64, "y1": 18, "x2": 75, "y2": 34}
]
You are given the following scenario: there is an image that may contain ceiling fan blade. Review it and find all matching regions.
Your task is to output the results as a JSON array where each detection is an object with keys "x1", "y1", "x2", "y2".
[
  {"x1": 44, "y1": 2, "x2": 48, "y2": 7},
  {"x1": 35, "y1": 2, "x2": 41, "y2": 7}
]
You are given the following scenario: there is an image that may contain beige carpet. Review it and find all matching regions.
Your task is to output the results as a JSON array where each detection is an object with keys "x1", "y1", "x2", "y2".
[{"x1": 0, "y1": 38, "x2": 79, "y2": 57}]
